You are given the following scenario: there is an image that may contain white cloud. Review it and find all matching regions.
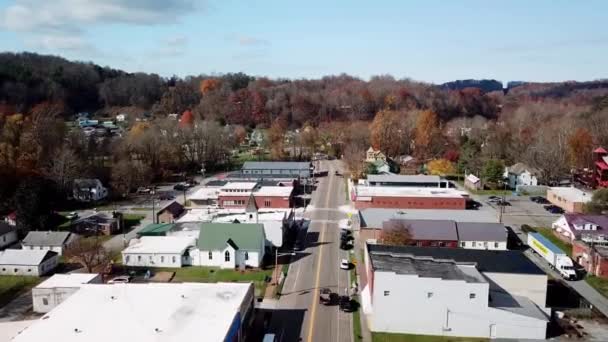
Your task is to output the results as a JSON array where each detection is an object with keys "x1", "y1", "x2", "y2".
[
  {"x1": 0, "y1": 0, "x2": 196, "y2": 32},
  {"x1": 28, "y1": 34, "x2": 91, "y2": 51},
  {"x1": 156, "y1": 35, "x2": 189, "y2": 57},
  {"x1": 226, "y1": 33, "x2": 270, "y2": 47}
]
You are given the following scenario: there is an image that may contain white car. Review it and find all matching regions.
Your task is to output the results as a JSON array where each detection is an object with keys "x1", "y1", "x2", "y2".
[
  {"x1": 108, "y1": 276, "x2": 131, "y2": 284},
  {"x1": 340, "y1": 259, "x2": 350, "y2": 270}
]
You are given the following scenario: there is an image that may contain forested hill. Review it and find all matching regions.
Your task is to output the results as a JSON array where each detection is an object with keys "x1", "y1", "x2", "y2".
[{"x1": 2, "y1": 52, "x2": 608, "y2": 127}]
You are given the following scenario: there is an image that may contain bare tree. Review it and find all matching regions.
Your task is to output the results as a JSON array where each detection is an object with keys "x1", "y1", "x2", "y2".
[{"x1": 65, "y1": 237, "x2": 112, "y2": 273}]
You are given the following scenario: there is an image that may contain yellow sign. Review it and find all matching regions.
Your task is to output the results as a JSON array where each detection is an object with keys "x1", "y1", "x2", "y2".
[
  {"x1": 347, "y1": 213, "x2": 353, "y2": 219},
  {"x1": 532, "y1": 239, "x2": 548, "y2": 257}
]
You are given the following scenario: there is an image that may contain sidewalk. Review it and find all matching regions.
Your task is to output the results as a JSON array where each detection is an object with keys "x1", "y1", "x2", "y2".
[
  {"x1": 354, "y1": 233, "x2": 372, "y2": 342},
  {"x1": 263, "y1": 261, "x2": 284, "y2": 299}
]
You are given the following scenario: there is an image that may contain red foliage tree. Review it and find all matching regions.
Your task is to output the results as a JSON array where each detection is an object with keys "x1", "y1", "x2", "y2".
[{"x1": 179, "y1": 109, "x2": 194, "y2": 128}]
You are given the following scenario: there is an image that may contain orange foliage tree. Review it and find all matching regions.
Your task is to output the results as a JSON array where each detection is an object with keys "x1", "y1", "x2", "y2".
[
  {"x1": 568, "y1": 127, "x2": 594, "y2": 169},
  {"x1": 427, "y1": 158, "x2": 456, "y2": 176},
  {"x1": 414, "y1": 110, "x2": 441, "y2": 159},
  {"x1": 200, "y1": 79, "x2": 220, "y2": 95}
]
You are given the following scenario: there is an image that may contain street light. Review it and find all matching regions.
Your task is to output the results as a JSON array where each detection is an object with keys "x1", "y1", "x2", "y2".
[{"x1": 274, "y1": 249, "x2": 296, "y2": 285}]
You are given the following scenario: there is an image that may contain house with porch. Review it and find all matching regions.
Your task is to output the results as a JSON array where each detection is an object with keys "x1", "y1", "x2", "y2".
[{"x1": 121, "y1": 236, "x2": 196, "y2": 268}]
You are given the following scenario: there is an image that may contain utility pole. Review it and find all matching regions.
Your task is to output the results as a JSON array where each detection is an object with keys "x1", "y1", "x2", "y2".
[{"x1": 151, "y1": 189, "x2": 156, "y2": 224}]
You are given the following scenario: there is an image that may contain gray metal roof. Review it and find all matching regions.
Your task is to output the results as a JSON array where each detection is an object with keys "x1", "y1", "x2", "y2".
[
  {"x1": 456, "y1": 222, "x2": 507, "y2": 242},
  {"x1": 22, "y1": 231, "x2": 71, "y2": 247},
  {"x1": 0, "y1": 249, "x2": 57, "y2": 265},
  {"x1": 383, "y1": 219, "x2": 458, "y2": 241},
  {"x1": 367, "y1": 174, "x2": 441, "y2": 183},
  {"x1": 242, "y1": 161, "x2": 311, "y2": 170},
  {"x1": 369, "y1": 253, "x2": 485, "y2": 283},
  {"x1": 359, "y1": 208, "x2": 498, "y2": 228},
  {"x1": 368, "y1": 244, "x2": 545, "y2": 275}
]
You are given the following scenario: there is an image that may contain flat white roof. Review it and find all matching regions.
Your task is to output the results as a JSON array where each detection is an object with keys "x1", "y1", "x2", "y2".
[
  {"x1": 355, "y1": 186, "x2": 467, "y2": 199},
  {"x1": 359, "y1": 208, "x2": 498, "y2": 228},
  {"x1": 189, "y1": 187, "x2": 220, "y2": 200},
  {"x1": 255, "y1": 186, "x2": 293, "y2": 197},
  {"x1": 35, "y1": 273, "x2": 99, "y2": 289},
  {"x1": 0, "y1": 320, "x2": 37, "y2": 342},
  {"x1": 122, "y1": 236, "x2": 195, "y2": 254},
  {"x1": 14, "y1": 282, "x2": 252, "y2": 342},
  {"x1": 367, "y1": 174, "x2": 442, "y2": 183},
  {"x1": 0, "y1": 249, "x2": 54, "y2": 266},
  {"x1": 550, "y1": 187, "x2": 592, "y2": 203},
  {"x1": 221, "y1": 182, "x2": 258, "y2": 190}
]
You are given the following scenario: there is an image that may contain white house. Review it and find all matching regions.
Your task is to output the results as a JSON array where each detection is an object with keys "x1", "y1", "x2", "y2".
[
  {"x1": 364, "y1": 245, "x2": 548, "y2": 340},
  {"x1": 0, "y1": 249, "x2": 59, "y2": 276},
  {"x1": 504, "y1": 163, "x2": 539, "y2": 189},
  {"x1": 193, "y1": 222, "x2": 265, "y2": 269},
  {"x1": 32, "y1": 273, "x2": 102, "y2": 313},
  {"x1": 22, "y1": 231, "x2": 73, "y2": 256},
  {"x1": 4, "y1": 212, "x2": 16, "y2": 226},
  {"x1": 116, "y1": 113, "x2": 127, "y2": 122},
  {"x1": 122, "y1": 236, "x2": 196, "y2": 268},
  {"x1": 0, "y1": 222, "x2": 18, "y2": 249},
  {"x1": 366, "y1": 147, "x2": 387, "y2": 163},
  {"x1": 72, "y1": 179, "x2": 108, "y2": 202},
  {"x1": 552, "y1": 214, "x2": 608, "y2": 243}
]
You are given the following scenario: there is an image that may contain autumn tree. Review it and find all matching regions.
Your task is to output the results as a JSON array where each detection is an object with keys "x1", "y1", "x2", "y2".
[
  {"x1": 414, "y1": 110, "x2": 442, "y2": 159},
  {"x1": 427, "y1": 159, "x2": 456, "y2": 176},
  {"x1": 179, "y1": 109, "x2": 194, "y2": 128},
  {"x1": 65, "y1": 237, "x2": 112, "y2": 273},
  {"x1": 370, "y1": 109, "x2": 414, "y2": 158},
  {"x1": 268, "y1": 119, "x2": 287, "y2": 160},
  {"x1": 584, "y1": 189, "x2": 608, "y2": 214},
  {"x1": 200, "y1": 78, "x2": 220, "y2": 95},
  {"x1": 568, "y1": 127, "x2": 594, "y2": 169},
  {"x1": 46, "y1": 146, "x2": 80, "y2": 194},
  {"x1": 380, "y1": 220, "x2": 412, "y2": 246}
]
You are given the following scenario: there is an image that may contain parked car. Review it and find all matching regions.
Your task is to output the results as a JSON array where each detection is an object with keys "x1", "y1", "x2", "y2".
[
  {"x1": 173, "y1": 183, "x2": 187, "y2": 191},
  {"x1": 137, "y1": 187, "x2": 151, "y2": 194},
  {"x1": 340, "y1": 259, "x2": 350, "y2": 270},
  {"x1": 319, "y1": 288, "x2": 340, "y2": 305},
  {"x1": 108, "y1": 275, "x2": 131, "y2": 284},
  {"x1": 544, "y1": 205, "x2": 565, "y2": 214},
  {"x1": 496, "y1": 200, "x2": 511, "y2": 206},
  {"x1": 488, "y1": 196, "x2": 501, "y2": 201},
  {"x1": 339, "y1": 296, "x2": 356, "y2": 312},
  {"x1": 65, "y1": 212, "x2": 79, "y2": 220},
  {"x1": 159, "y1": 193, "x2": 175, "y2": 201}
]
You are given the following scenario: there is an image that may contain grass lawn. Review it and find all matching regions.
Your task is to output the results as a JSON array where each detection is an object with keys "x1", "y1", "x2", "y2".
[
  {"x1": 344, "y1": 178, "x2": 350, "y2": 202},
  {"x1": 159, "y1": 266, "x2": 273, "y2": 296},
  {"x1": 586, "y1": 275, "x2": 608, "y2": 298},
  {"x1": 122, "y1": 214, "x2": 145, "y2": 233},
  {"x1": 372, "y1": 333, "x2": 488, "y2": 342},
  {"x1": 534, "y1": 227, "x2": 572, "y2": 256},
  {"x1": 0, "y1": 276, "x2": 41, "y2": 307},
  {"x1": 353, "y1": 295, "x2": 363, "y2": 342}
]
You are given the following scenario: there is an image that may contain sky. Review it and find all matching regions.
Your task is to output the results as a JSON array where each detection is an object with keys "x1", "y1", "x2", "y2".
[{"x1": 0, "y1": 0, "x2": 606, "y2": 84}]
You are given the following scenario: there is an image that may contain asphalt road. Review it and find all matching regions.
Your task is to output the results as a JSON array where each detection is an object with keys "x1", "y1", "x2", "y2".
[{"x1": 269, "y1": 160, "x2": 352, "y2": 342}]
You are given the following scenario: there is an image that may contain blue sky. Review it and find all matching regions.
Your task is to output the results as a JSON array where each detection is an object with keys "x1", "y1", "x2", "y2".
[{"x1": 0, "y1": 0, "x2": 606, "y2": 83}]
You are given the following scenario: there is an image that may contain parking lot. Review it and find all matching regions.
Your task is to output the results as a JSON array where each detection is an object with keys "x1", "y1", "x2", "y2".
[{"x1": 476, "y1": 194, "x2": 562, "y2": 228}]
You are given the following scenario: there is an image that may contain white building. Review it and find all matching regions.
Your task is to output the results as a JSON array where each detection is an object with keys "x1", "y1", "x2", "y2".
[
  {"x1": 457, "y1": 222, "x2": 507, "y2": 250},
  {"x1": 192, "y1": 222, "x2": 265, "y2": 269},
  {"x1": 116, "y1": 113, "x2": 127, "y2": 122},
  {"x1": 0, "y1": 250, "x2": 58, "y2": 276},
  {"x1": 72, "y1": 179, "x2": 108, "y2": 202},
  {"x1": 363, "y1": 245, "x2": 548, "y2": 340},
  {"x1": 22, "y1": 231, "x2": 73, "y2": 256},
  {"x1": 504, "y1": 163, "x2": 539, "y2": 189},
  {"x1": 188, "y1": 187, "x2": 220, "y2": 207},
  {"x1": 122, "y1": 236, "x2": 196, "y2": 268},
  {"x1": 0, "y1": 222, "x2": 18, "y2": 249},
  {"x1": 32, "y1": 273, "x2": 101, "y2": 313},
  {"x1": 14, "y1": 282, "x2": 255, "y2": 342}
]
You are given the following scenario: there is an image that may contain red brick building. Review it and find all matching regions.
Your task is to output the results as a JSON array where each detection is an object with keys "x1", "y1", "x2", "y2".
[
  {"x1": 218, "y1": 182, "x2": 293, "y2": 209},
  {"x1": 352, "y1": 186, "x2": 467, "y2": 210},
  {"x1": 572, "y1": 240, "x2": 608, "y2": 278}
]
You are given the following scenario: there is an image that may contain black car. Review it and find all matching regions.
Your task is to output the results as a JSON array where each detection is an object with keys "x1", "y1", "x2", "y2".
[
  {"x1": 159, "y1": 194, "x2": 175, "y2": 201},
  {"x1": 339, "y1": 296, "x2": 356, "y2": 312},
  {"x1": 544, "y1": 205, "x2": 564, "y2": 214},
  {"x1": 173, "y1": 184, "x2": 187, "y2": 191}
]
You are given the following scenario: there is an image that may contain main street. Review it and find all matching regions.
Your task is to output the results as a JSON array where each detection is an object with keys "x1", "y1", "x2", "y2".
[{"x1": 268, "y1": 160, "x2": 352, "y2": 342}]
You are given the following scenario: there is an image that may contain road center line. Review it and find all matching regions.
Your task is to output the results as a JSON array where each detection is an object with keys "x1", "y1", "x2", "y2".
[{"x1": 306, "y1": 163, "x2": 334, "y2": 342}]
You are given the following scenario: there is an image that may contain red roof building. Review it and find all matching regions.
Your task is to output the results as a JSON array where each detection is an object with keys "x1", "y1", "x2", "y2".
[{"x1": 594, "y1": 147, "x2": 608, "y2": 188}]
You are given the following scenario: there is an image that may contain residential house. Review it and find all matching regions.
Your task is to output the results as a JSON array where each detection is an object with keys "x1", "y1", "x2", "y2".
[
  {"x1": 156, "y1": 201, "x2": 185, "y2": 223},
  {"x1": 363, "y1": 244, "x2": 548, "y2": 340},
  {"x1": 193, "y1": 222, "x2": 265, "y2": 269},
  {"x1": 572, "y1": 241, "x2": 608, "y2": 278},
  {"x1": 72, "y1": 179, "x2": 108, "y2": 202},
  {"x1": 122, "y1": 236, "x2": 196, "y2": 268},
  {"x1": 32, "y1": 273, "x2": 102, "y2": 313},
  {"x1": 71, "y1": 212, "x2": 120, "y2": 236},
  {"x1": 464, "y1": 174, "x2": 481, "y2": 191},
  {"x1": 366, "y1": 147, "x2": 387, "y2": 163},
  {"x1": 13, "y1": 283, "x2": 255, "y2": 342},
  {"x1": 547, "y1": 187, "x2": 592, "y2": 213},
  {"x1": 593, "y1": 147, "x2": 608, "y2": 188},
  {"x1": 249, "y1": 129, "x2": 266, "y2": 146},
  {"x1": 552, "y1": 214, "x2": 608, "y2": 243},
  {"x1": 3, "y1": 212, "x2": 16, "y2": 226},
  {"x1": 504, "y1": 163, "x2": 539, "y2": 189},
  {"x1": 0, "y1": 249, "x2": 59, "y2": 276},
  {"x1": 22, "y1": 231, "x2": 73, "y2": 256},
  {"x1": 371, "y1": 160, "x2": 391, "y2": 174},
  {"x1": 0, "y1": 222, "x2": 18, "y2": 249}
]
